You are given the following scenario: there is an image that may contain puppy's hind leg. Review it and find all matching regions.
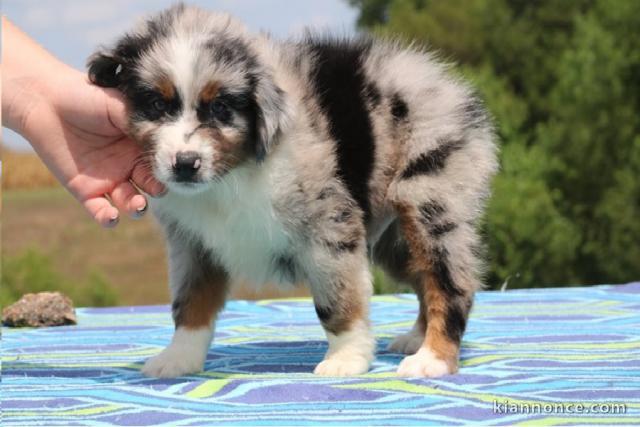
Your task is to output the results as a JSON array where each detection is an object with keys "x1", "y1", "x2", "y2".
[
  {"x1": 386, "y1": 159, "x2": 492, "y2": 377},
  {"x1": 142, "y1": 233, "x2": 228, "y2": 378},
  {"x1": 390, "y1": 198, "x2": 480, "y2": 378}
]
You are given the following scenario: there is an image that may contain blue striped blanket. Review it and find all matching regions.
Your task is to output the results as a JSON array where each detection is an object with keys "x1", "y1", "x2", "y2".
[{"x1": 3, "y1": 282, "x2": 639, "y2": 425}]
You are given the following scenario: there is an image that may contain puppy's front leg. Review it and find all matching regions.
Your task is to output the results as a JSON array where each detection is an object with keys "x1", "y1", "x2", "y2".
[
  {"x1": 310, "y1": 254, "x2": 375, "y2": 376},
  {"x1": 142, "y1": 236, "x2": 228, "y2": 378}
]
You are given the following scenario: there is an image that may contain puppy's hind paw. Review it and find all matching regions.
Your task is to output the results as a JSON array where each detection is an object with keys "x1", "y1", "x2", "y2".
[
  {"x1": 396, "y1": 347, "x2": 456, "y2": 378},
  {"x1": 387, "y1": 330, "x2": 423, "y2": 355},
  {"x1": 142, "y1": 346, "x2": 205, "y2": 378}
]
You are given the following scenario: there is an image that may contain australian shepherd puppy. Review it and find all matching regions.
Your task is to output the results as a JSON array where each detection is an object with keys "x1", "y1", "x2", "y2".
[{"x1": 88, "y1": 4, "x2": 497, "y2": 378}]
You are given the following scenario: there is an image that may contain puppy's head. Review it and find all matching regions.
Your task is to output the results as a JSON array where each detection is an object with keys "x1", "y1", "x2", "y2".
[{"x1": 88, "y1": 4, "x2": 289, "y2": 193}]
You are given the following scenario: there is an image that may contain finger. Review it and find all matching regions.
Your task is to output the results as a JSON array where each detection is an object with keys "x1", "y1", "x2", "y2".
[
  {"x1": 83, "y1": 197, "x2": 120, "y2": 228},
  {"x1": 110, "y1": 181, "x2": 148, "y2": 219},
  {"x1": 131, "y1": 158, "x2": 166, "y2": 197}
]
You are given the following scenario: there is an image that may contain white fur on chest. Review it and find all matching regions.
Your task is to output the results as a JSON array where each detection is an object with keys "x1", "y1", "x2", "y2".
[{"x1": 151, "y1": 167, "x2": 294, "y2": 287}]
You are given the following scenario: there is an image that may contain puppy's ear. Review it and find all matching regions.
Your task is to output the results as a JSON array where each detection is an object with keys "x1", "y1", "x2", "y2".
[
  {"x1": 253, "y1": 72, "x2": 291, "y2": 161},
  {"x1": 87, "y1": 53, "x2": 122, "y2": 88}
]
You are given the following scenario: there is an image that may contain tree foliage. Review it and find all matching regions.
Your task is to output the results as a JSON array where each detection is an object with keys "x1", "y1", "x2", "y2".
[{"x1": 349, "y1": 0, "x2": 640, "y2": 288}]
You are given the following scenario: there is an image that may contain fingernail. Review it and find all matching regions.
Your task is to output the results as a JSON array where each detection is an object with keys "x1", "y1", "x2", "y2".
[
  {"x1": 108, "y1": 215, "x2": 120, "y2": 227},
  {"x1": 135, "y1": 204, "x2": 147, "y2": 218},
  {"x1": 155, "y1": 187, "x2": 168, "y2": 197}
]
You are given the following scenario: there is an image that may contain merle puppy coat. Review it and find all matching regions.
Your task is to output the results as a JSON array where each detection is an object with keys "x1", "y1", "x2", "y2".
[{"x1": 88, "y1": 4, "x2": 497, "y2": 378}]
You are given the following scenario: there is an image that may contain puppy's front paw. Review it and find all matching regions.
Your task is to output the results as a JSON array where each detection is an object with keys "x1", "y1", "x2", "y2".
[
  {"x1": 142, "y1": 346, "x2": 205, "y2": 378},
  {"x1": 396, "y1": 346, "x2": 456, "y2": 378},
  {"x1": 314, "y1": 354, "x2": 371, "y2": 376}
]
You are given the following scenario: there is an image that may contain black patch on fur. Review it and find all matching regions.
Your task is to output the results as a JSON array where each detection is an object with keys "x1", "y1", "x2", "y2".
[
  {"x1": 219, "y1": 91, "x2": 253, "y2": 111},
  {"x1": 431, "y1": 247, "x2": 463, "y2": 297},
  {"x1": 315, "y1": 304, "x2": 333, "y2": 323},
  {"x1": 88, "y1": 55, "x2": 121, "y2": 87},
  {"x1": 113, "y1": 35, "x2": 153, "y2": 63},
  {"x1": 274, "y1": 255, "x2": 297, "y2": 283},
  {"x1": 420, "y1": 203, "x2": 457, "y2": 239},
  {"x1": 429, "y1": 222, "x2": 458, "y2": 238},
  {"x1": 401, "y1": 139, "x2": 466, "y2": 179},
  {"x1": 418, "y1": 201, "x2": 446, "y2": 224},
  {"x1": 445, "y1": 303, "x2": 468, "y2": 343},
  {"x1": 207, "y1": 36, "x2": 257, "y2": 71},
  {"x1": 364, "y1": 82, "x2": 382, "y2": 107},
  {"x1": 390, "y1": 93, "x2": 408, "y2": 122},
  {"x1": 307, "y1": 38, "x2": 376, "y2": 220},
  {"x1": 130, "y1": 87, "x2": 183, "y2": 122},
  {"x1": 197, "y1": 90, "x2": 253, "y2": 126},
  {"x1": 324, "y1": 239, "x2": 359, "y2": 253},
  {"x1": 88, "y1": 6, "x2": 180, "y2": 88},
  {"x1": 118, "y1": 5, "x2": 175, "y2": 60}
]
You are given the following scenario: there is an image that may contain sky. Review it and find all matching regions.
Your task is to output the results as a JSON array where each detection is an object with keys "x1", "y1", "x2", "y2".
[{"x1": 2, "y1": 0, "x2": 359, "y2": 151}]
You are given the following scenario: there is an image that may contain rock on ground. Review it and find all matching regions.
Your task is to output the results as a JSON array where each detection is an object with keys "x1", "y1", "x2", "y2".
[{"x1": 2, "y1": 292, "x2": 77, "y2": 327}]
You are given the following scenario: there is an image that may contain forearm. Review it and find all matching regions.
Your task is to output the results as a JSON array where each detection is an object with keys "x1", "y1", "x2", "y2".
[{"x1": 1, "y1": 17, "x2": 74, "y2": 134}]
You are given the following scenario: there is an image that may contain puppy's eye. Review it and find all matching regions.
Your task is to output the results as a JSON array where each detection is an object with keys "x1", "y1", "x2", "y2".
[
  {"x1": 153, "y1": 98, "x2": 167, "y2": 112},
  {"x1": 209, "y1": 100, "x2": 231, "y2": 122}
]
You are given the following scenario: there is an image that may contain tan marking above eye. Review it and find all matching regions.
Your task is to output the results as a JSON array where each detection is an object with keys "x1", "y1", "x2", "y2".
[
  {"x1": 200, "y1": 81, "x2": 221, "y2": 103},
  {"x1": 155, "y1": 76, "x2": 176, "y2": 99}
]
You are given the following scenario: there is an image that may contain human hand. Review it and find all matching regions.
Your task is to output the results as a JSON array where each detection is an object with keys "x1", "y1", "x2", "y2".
[
  {"x1": 2, "y1": 18, "x2": 165, "y2": 227},
  {"x1": 13, "y1": 68, "x2": 165, "y2": 227}
]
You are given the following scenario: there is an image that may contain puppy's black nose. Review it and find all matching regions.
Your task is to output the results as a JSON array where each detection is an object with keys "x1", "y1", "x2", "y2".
[{"x1": 173, "y1": 151, "x2": 201, "y2": 181}]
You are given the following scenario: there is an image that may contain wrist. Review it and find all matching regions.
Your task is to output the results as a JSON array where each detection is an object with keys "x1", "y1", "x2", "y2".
[
  {"x1": 3, "y1": 63, "x2": 81, "y2": 134},
  {"x1": 2, "y1": 74, "x2": 45, "y2": 134}
]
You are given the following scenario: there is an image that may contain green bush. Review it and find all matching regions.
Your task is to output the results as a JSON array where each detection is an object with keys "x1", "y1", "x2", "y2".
[{"x1": 1, "y1": 249, "x2": 118, "y2": 308}]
